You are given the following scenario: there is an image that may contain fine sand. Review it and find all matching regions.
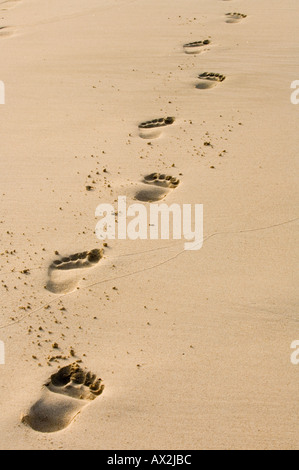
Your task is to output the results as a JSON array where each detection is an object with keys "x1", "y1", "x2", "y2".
[{"x1": 0, "y1": 0, "x2": 298, "y2": 450}]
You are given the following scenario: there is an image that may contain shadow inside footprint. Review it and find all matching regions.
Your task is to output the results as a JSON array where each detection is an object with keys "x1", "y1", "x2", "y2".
[
  {"x1": 46, "y1": 248, "x2": 103, "y2": 294},
  {"x1": 135, "y1": 173, "x2": 180, "y2": 202},
  {"x1": 225, "y1": 12, "x2": 247, "y2": 23},
  {"x1": 138, "y1": 117, "x2": 175, "y2": 139},
  {"x1": 22, "y1": 363, "x2": 104, "y2": 433},
  {"x1": 183, "y1": 39, "x2": 211, "y2": 54},
  {"x1": 196, "y1": 72, "x2": 226, "y2": 89},
  {"x1": 0, "y1": 26, "x2": 13, "y2": 37},
  {"x1": 0, "y1": 0, "x2": 21, "y2": 10}
]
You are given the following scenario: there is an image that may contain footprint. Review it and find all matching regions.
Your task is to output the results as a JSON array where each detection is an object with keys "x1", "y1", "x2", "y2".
[
  {"x1": 22, "y1": 363, "x2": 104, "y2": 433},
  {"x1": 196, "y1": 72, "x2": 226, "y2": 89},
  {"x1": 138, "y1": 117, "x2": 175, "y2": 139},
  {"x1": 0, "y1": 0, "x2": 20, "y2": 10},
  {"x1": 0, "y1": 26, "x2": 14, "y2": 37},
  {"x1": 46, "y1": 248, "x2": 104, "y2": 294},
  {"x1": 225, "y1": 12, "x2": 247, "y2": 23},
  {"x1": 135, "y1": 173, "x2": 180, "y2": 202},
  {"x1": 183, "y1": 39, "x2": 211, "y2": 55}
]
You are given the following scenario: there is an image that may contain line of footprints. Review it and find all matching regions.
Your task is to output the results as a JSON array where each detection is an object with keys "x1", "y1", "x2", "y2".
[{"x1": 22, "y1": 4, "x2": 248, "y2": 433}]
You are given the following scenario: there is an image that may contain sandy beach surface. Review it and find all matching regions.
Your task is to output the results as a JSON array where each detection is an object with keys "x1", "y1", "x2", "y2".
[{"x1": 0, "y1": 0, "x2": 298, "y2": 450}]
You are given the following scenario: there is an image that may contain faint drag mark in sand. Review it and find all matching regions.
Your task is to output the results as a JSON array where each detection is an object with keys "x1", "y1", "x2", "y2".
[
  {"x1": 225, "y1": 13, "x2": 247, "y2": 23},
  {"x1": 22, "y1": 363, "x2": 104, "y2": 433},
  {"x1": 138, "y1": 116, "x2": 175, "y2": 139},
  {"x1": 183, "y1": 39, "x2": 211, "y2": 55},
  {"x1": 46, "y1": 248, "x2": 104, "y2": 294},
  {"x1": 196, "y1": 72, "x2": 226, "y2": 89},
  {"x1": 0, "y1": 217, "x2": 298, "y2": 331},
  {"x1": 134, "y1": 173, "x2": 180, "y2": 202}
]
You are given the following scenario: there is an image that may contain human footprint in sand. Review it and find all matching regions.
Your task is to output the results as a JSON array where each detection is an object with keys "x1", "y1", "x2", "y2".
[
  {"x1": 196, "y1": 72, "x2": 226, "y2": 89},
  {"x1": 225, "y1": 12, "x2": 247, "y2": 23},
  {"x1": 22, "y1": 363, "x2": 104, "y2": 433},
  {"x1": 134, "y1": 173, "x2": 180, "y2": 202},
  {"x1": 138, "y1": 116, "x2": 175, "y2": 139},
  {"x1": 46, "y1": 248, "x2": 104, "y2": 294}
]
